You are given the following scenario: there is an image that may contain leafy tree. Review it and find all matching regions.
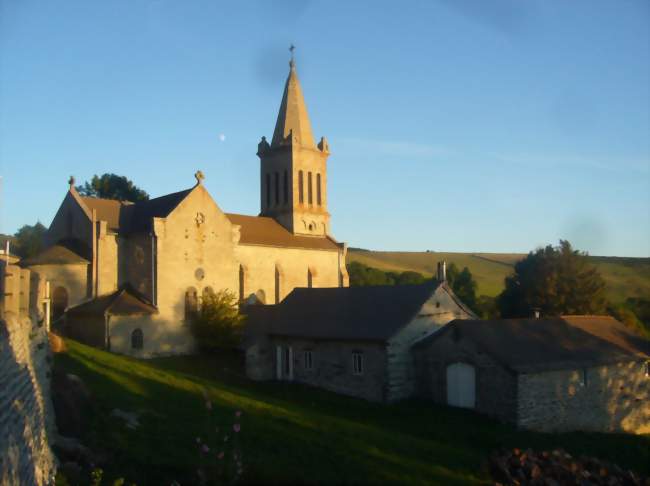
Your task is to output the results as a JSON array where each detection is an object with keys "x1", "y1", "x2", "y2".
[
  {"x1": 497, "y1": 240, "x2": 606, "y2": 318},
  {"x1": 607, "y1": 304, "x2": 649, "y2": 339},
  {"x1": 13, "y1": 222, "x2": 47, "y2": 258},
  {"x1": 445, "y1": 263, "x2": 478, "y2": 311},
  {"x1": 76, "y1": 173, "x2": 149, "y2": 202},
  {"x1": 395, "y1": 271, "x2": 427, "y2": 285},
  {"x1": 190, "y1": 289, "x2": 246, "y2": 352},
  {"x1": 347, "y1": 262, "x2": 427, "y2": 287},
  {"x1": 475, "y1": 295, "x2": 499, "y2": 319}
]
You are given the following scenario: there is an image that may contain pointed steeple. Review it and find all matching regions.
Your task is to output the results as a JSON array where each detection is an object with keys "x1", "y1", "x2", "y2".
[{"x1": 271, "y1": 55, "x2": 316, "y2": 149}]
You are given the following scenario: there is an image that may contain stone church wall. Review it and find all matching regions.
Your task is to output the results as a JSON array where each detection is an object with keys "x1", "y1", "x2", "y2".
[{"x1": 0, "y1": 264, "x2": 57, "y2": 485}]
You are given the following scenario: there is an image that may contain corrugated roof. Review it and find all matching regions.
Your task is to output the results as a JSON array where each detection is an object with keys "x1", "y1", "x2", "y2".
[
  {"x1": 413, "y1": 316, "x2": 649, "y2": 373},
  {"x1": 226, "y1": 213, "x2": 341, "y2": 251},
  {"x1": 21, "y1": 241, "x2": 90, "y2": 266},
  {"x1": 245, "y1": 281, "x2": 442, "y2": 342},
  {"x1": 67, "y1": 286, "x2": 157, "y2": 316}
]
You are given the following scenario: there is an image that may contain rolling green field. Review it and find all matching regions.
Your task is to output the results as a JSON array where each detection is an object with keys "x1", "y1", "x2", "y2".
[
  {"x1": 55, "y1": 339, "x2": 649, "y2": 485},
  {"x1": 347, "y1": 250, "x2": 650, "y2": 303}
]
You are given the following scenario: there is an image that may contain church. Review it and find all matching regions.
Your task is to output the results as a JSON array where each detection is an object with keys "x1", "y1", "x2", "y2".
[{"x1": 22, "y1": 57, "x2": 349, "y2": 356}]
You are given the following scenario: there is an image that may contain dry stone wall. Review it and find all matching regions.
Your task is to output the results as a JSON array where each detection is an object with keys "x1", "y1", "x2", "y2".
[{"x1": 1, "y1": 263, "x2": 57, "y2": 485}]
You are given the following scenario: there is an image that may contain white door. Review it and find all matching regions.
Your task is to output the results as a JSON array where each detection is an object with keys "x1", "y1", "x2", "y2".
[{"x1": 446, "y1": 362, "x2": 476, "y2": 409}]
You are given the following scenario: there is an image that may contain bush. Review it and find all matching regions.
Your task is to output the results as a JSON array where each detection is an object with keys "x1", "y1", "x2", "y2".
[{"x1": 190, "y1": 290, "x2": 246, "y2": 352}]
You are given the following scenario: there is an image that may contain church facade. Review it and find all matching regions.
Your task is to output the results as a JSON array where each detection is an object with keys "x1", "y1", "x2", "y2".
[{"x1": 22, "y1": 59, "x2": 349, "y2": 357}]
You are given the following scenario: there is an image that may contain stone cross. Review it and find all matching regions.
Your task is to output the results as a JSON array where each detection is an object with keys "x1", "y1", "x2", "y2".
[{"x1": 195, "y1": 170, "x2": 205, "y2": 185}]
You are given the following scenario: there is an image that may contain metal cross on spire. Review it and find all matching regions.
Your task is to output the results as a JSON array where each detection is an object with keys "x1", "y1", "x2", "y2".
[{"x1": 289, "y1": 44, "x2": 296, "y2": 68}]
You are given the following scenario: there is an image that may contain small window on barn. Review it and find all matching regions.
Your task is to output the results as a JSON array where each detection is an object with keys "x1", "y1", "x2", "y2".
[
  {"x1": 580, "y1": 368, "x2": 588, "y2": 387},
  {"x1": 131, "y1": 329, "x2": 143, "y2": 350},
  {"x1": 352, "y1": 352, "x2": 364, "y2": 376},
  {"x1": 304, "y1": 350, "x2": 313, "y2": 371}
]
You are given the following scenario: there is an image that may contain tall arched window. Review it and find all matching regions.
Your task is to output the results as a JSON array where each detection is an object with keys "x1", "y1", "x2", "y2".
[
  {"x1": 307, "y1": 172, "x2": 313, "y2": 205},
  {"x1": 239, "y1": 265, "x2": 245, "y2": 302},
  {"x1": 274, "y1": 172, "x2": 279, "y2": 206},
  {"x1": 52, "y1": 286, "x2": 68, "y2": 322},
  {"x1": 307, "y1": 268, "x2": 313, "y2": 288},
  {"x1": 283, "y1": 170, "x2": 288, "y2": 204},
  {"x1": 316, "y1": 173, "x2": 322, "y2": 205},
  {"x1": 184, "y1": 287, "x2": 198, "y2": 321},
  {"x1": 298, "y1": 171, "x2": 304, "y2": 204},
  {"x1": 274, "y1": 265, "x2": 281, "y2": 304},
  {"x1": 131, "y1": 329, "x2": 143, "y2": 350},
  {"x1": 266, "y1": 173, "x2": 271, "y2": 208}
]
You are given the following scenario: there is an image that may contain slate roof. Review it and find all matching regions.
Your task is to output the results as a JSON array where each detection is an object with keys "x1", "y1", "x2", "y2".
[
  {"x1": 245, "y1": 281, "x2": 443, "y2": 342},
  {"x1": 413, "y1": 316, "x2": 650, "y2": 373},
  {"x1": 226, "y1": 213, "x2": 341, "y2": 251},
  {"x1": 80, "y1": 197, "x2": 126, "y2": 232},
  {"x1": 66, "y1": 286, "x2": 157, "y2": 316},
  {"x1": 21, "y1": 240, "x2": 90, "y2": 266},
  {"x1": 120, "y1": 189, "x2": 192, "y2": 233}
]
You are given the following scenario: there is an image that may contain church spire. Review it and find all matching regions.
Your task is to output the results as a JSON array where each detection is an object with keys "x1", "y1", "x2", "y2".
[{"x1": 271, "y1": 46, "x2": 316, "y2": 149}]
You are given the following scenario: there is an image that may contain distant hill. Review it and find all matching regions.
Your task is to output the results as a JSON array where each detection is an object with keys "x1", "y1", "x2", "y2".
[{"x1": 347, "y1": 250, "x2": 650, "y2": 304}]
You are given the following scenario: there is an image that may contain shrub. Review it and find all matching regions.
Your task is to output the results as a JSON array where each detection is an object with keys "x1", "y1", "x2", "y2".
[{"x1": 190, "y1": 290, "x2": 246, "y2": 352}]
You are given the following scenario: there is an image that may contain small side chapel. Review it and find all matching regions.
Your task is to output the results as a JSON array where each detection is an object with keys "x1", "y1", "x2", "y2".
[{"x1": 22, "y1": 57, "x2": 349, "y2": 357}]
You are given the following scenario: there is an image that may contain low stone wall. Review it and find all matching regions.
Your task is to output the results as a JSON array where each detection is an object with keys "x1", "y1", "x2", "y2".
[
  {"x1": 0, "y1": 315, "x2": 57, "y2": 485},
  {"x1": 517, "y1": 361, "x2": 650, "y2": 434}
]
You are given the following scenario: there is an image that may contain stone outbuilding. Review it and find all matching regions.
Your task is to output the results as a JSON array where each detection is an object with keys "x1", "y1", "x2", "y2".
[
  {"x1": 412, "y1": 315, "x2": 650, "y2": 434},
  {"x1": 245, "y1": 280, "x2": 476, "y2": 402}
]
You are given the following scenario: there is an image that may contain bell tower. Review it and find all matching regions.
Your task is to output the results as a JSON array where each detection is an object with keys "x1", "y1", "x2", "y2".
[{"x1": 257, "y1": 49, "x2": 330, "y2": 237}]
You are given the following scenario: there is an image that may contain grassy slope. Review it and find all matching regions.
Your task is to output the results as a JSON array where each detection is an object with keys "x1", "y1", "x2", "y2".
[
  {"x1": 56, "y1": 340, "x2": 649, "y2": 485},
  {"x1": 347, "y1": 250, "x2": 650, "y2": 303}
]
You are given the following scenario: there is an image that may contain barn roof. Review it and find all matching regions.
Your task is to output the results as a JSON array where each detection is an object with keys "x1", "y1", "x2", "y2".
[
  {"x1": 66, "y1": 286, "x2": 157, "y2": 317},
  {"x1": 245, "y1": 281, "x2": 448, "y2": 342},
  {"x1": 413, "y1": 316, "x2": 649, "y2": 373}
]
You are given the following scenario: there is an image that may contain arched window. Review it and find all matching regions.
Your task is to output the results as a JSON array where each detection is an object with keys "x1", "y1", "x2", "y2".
[
  {"x1": 131, "y1": 329, "x2": 143, "y2": 350},
  {"x1": 298, "y1": 171, "x2": 304, "y2": 204},
  {"x1": 239, "y1": 265, "x2": 245, "y2": 302},
  {"x1": 52, "y1": 286, "x2": 68, "y2": 322},
  {"x1": 316, "y1": 173, "x2": 322, "y2": 205},
  {"x1": 184, "y1": 287, "x2": 198, "y2": 321},
  {"x1": 266, "y1": 173, "x2": 271, "y2": 208},
  {"x1": 307, "y1": 172, "x2": 313, "y2": 205},
  {"x1": 274, "y1": 172, "x2": 279, "y2": 206},
  {"x1": 202, "y1": 286, "x2": 215, "y2": 305},
  {"x1": 274, "y1": 265, "x2": 281, "y2": 304},
  {"x1": 283, "y1": 170, "x2": 288, "y2": 204},
  {"x1": 307, "y1": 268, "x2": 313, "y2": 288}
]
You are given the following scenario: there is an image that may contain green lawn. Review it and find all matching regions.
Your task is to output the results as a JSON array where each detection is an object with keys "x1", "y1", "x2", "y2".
[
  {"x1": 348, "y1": 250, "x2": 650, "y2": 303},
  {"x1": 54, "y1": 339, "x2": 649, "y2": 485}
]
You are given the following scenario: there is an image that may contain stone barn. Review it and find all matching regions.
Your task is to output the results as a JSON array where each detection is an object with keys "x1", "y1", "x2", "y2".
[
  {"x1": 412, "y1": 315, "x2": 650, "y2": 433},
  {"x1": 245, "y1": 280, "x2": 476, "y2": 402}
]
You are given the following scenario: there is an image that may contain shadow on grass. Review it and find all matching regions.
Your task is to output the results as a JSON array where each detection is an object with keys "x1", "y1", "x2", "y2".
[{"x1": 55, "y1": 341, "x2": 650, "y2": 485}]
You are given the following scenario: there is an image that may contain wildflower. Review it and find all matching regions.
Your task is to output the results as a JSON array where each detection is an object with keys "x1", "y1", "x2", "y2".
[
  {"x1": 215, "y1": 426, "x2": 219, "y2": 433},
  {"x1": 235, "y1": 410, "x2": 242, "y2": 417},
  {"x1": 201, "y1": 444, "x2": 210, "y2": 454},
  {"x1": 224, "y1": 435, "x2": 229, "y2": 442},
  {"x1": 233, "y1": 423, "x2": 241, "y2": 433},
  {"x1": 218, "y1": 451, "x2": 224, "y2": 460},
  {"x1": 205, "y1": 400, "x2": 212, "y2": 410},
  {"x1": 201, "y1": 388, "x2": 209, "y2": 400},
  {"x1": 196, "y1": 437, "x2": 201, "y2": 444}
]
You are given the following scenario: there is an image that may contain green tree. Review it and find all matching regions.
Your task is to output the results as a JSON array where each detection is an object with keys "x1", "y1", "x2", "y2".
[
  {"x1": 445, "y1": 263, "x2": 478, "y2": 311},
  {"x1": 190, "y1": 290, "x2": 246, "y2": 352},
  {"x1": 13, "y1": 222, "x2": 47, "y2": 258},
  {"x1": 76, "y1": 173, "x2": 149, "y2": 202},
  {"x1": 497, "y1": 240, "x2": 606, "y2": 318},
  {"x1": 347, "y1": 262, "x2": 393, "y2": 286},
  {"x1": 395, "y1": 271, "x2": 427, "y2": 285}
]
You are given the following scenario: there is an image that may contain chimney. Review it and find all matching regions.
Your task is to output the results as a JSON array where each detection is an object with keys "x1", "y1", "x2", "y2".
[
  {"x1": 437, "y1": 261, "x2": 447, "y2": 282},
  {"x1": 4, "y1": 240, "x2": 9, "y2": 255}
]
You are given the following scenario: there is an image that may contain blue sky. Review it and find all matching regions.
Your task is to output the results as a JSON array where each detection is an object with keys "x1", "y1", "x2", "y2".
[{"x1": 1, "y1": 0, "x2": 648, "y2": 256}]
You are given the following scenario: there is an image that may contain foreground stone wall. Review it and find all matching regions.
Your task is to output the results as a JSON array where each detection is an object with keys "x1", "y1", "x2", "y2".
[
  {"x1": 517, "y1": 361, "x2": 650, "y2": 434},
  {"x1": 1, "y1": 263, "x2": 57, "y2": 485}
]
